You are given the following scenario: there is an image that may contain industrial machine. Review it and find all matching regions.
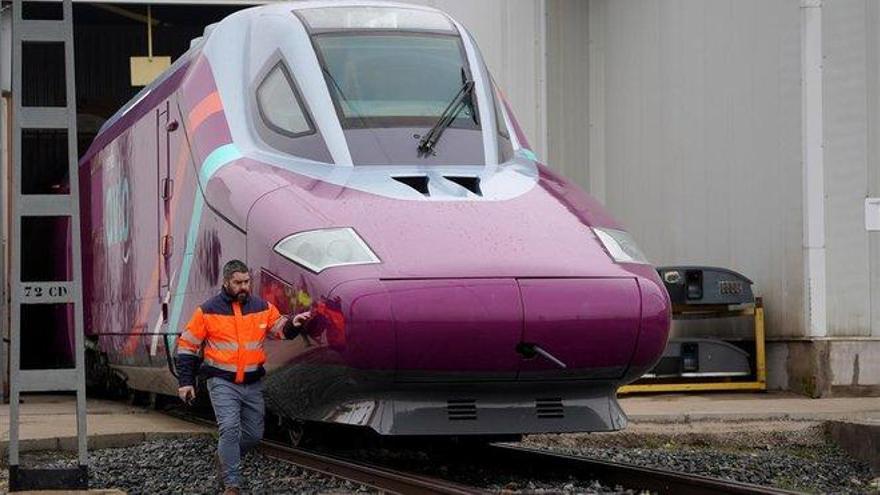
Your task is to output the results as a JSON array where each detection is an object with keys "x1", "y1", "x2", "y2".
[{"x1": 619, "y1": 266, "x2": 767, "y2": 394}]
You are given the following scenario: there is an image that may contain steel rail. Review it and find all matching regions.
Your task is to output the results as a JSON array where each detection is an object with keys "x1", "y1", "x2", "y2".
[
  {"x1": 483, "y1": 444, "x2": 802, "y2": 495},
  {"x1": 257, "y1": 439, "x2": 482, "y2": 495}
]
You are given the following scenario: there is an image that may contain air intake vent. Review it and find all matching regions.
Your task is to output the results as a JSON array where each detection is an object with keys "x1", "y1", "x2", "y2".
[
  {"x1": 445, "y1": 176, "x2": 482, "y2": 196},
  {"x1": 536, "y1": 398, "x2": 564, "y2": 419},
  {"x1": 447, "y1": 399, "x2": 477, "y2": 421},
  {"x1": 393, "y1": 176, "x2": 430, "y2": 196}
]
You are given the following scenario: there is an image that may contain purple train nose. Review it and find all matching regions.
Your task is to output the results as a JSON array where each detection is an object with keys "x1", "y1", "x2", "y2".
[
  {"x1": 337, "y1": 278, "x2": 643, "y2": 381},
  {"x1": 516, "y1": 278, "x2": 641, "y2": 379},
  {"x1": 385, "y1": 279, "x2": 524, "y2": 380}
]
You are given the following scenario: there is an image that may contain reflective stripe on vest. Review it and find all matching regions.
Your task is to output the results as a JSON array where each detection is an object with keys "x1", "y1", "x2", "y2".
[
  {"x1": 203, "y1": 340, "x2": 263, "y2": 352},
  {"x1": 180, "y1": 330, "x2": 203, "y2": 346},
  {"x1": 206, "y1": 340, "x2": 238, "y2": 352},
  {"x1": 203, "y1": 357, "x2": 260, "y2": 373}
]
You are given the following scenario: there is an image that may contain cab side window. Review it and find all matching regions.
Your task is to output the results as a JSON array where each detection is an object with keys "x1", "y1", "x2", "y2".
[{"x1": 257, "y1": 63, "x2": 313, "y2": 137}]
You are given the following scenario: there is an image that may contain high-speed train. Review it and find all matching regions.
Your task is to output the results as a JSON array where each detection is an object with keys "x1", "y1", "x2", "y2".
[{"x1": 78, "y1": 1, "x2": 671, "y2": 438}]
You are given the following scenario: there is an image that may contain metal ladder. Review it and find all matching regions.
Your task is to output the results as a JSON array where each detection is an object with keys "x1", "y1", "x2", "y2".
[{"x1": 9, "y1": 0, "x2": 88, "y2": 489}]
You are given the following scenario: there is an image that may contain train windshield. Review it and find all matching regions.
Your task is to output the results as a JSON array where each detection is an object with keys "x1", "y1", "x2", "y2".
[{"x1": 313, "y1": 33, "x2": 480, "y2": 130}]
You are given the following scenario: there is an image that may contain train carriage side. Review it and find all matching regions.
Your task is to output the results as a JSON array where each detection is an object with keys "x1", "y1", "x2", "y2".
[{"x1": 80, "y1": 52, "x2": 247, "y2": 394}]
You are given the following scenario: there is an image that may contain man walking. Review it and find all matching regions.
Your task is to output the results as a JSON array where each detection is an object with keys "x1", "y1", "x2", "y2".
[{"x1": 176, "y1": 259, "x2": 310, "y2": 494}]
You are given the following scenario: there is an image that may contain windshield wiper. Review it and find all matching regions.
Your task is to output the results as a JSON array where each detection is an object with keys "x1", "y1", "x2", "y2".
[{"x1": 418, "y1": 80, "x2": 476, "y2": 156}]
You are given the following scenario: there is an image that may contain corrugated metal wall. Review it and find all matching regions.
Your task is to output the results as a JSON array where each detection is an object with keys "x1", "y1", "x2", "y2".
[
  {"x1": 824, "y1": 0, "x2": 877, "y2": 338},
  {"x1": 546, "y1": 0, "x2": 590, "y2": 188},
  {"x1": 872, "y1": 2, "x2": 880, "y2": 338},
  {"x1": 586, "y1": 0, "x2": 805, "y2": 338}
]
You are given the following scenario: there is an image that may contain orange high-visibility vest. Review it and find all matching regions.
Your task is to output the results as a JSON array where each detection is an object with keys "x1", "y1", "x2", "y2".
[{"x1": 177, "y1": 292, "x2": 283, "y2": 383}]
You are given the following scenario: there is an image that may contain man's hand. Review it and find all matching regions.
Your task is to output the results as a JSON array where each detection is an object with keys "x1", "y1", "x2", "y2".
[
  {"x1": 178, "y1": 385, "x2": 195, "y2": 404},
  {"x1": 291, "y1": 311, "x2": 312, "y2": 327}
]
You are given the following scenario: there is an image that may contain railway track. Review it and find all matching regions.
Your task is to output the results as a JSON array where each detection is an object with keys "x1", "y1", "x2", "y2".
[
  {"x1": 258, "y1": 439, "x2": 480, "y2": 494},
  {"x1": 480, "y1": 444, "x2": 800, "y2": 495},
  {"x1": 165, "y1": 408, "x2": 799, "y2": 495},
  {"x1": 165, "y1": 408, "x2": 478, "y2": 494}
]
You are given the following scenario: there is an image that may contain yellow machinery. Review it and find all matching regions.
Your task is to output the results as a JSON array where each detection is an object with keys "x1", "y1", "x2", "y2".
[{"x1": 619, "y1": 266, "x2": 767, "y2": 394}]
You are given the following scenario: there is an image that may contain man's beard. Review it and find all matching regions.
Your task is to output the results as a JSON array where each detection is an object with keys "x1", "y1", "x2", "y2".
[
  {"x1": 235, "y1": 290, "x2": 249, "y2": 303},
  {"x1": 224, "y1": 285, "x2": 249, "y2": 304}
]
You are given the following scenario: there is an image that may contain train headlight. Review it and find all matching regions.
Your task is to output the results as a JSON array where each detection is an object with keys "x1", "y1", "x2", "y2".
[
  {"x1": 593, "y1": 228, "x2": 650, "y2": 264},
  {"x1": 274, "y1": 228, "x2": 380, "y2": 273}
]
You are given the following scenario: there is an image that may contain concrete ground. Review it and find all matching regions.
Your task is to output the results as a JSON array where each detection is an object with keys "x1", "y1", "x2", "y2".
[
  {"x1": 620, "y1": 391, "x2": 880, "y2": 423},
  {"x1": 0, "y1": 395, "x2": 211, "y2": 455},
  {"x1": 0, "y1": 391, "x2": 875, "y2": 453}
]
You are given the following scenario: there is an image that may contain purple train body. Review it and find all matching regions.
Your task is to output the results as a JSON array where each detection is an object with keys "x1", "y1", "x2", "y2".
[{"x1": 78, "y1": 1, "x2": 670, "y2": 436}]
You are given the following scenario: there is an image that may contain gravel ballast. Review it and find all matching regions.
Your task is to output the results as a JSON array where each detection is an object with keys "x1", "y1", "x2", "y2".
[
  {"x1": 523, "y1": 422, "x2": 878, "y2": 494},
  {"x1": 308, "y1": 421, "x2": 877, "y2": 494},
  {"x1": 0, "y1": 436, "x2": 375, "y2": 494},
  {"x1": 0, "y1": 421, "x2": 876, "y2": 494},
  {"x1": 325, "y1": 445, "x2": 641, "y2": 495}
]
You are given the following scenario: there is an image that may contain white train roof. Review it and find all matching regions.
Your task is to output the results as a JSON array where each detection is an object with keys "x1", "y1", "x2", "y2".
[{"x1": 100, "y1": 1, "x2": 539, "y2": 201}]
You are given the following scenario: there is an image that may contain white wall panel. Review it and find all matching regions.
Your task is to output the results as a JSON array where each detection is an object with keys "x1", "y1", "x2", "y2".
[
  {"x1": 824, "y1": 0, "x2": 871, "y2": 337},
  {"x1": 591, "y1": 0, "x2": 804, "y2": 337},
  {"x1": 546, "y1": 0, "x2": 589, "y2": 186},
  {"x1": 871, "y1": 1, "x2": 880, "y2": 338}
]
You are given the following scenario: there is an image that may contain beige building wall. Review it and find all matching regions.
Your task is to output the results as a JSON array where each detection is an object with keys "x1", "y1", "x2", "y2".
[
  {"x1": 823, "y1": 0, "x2": 879, "y2": 338},
  {"x1": 545, "y1": 0, "x2": 590, "y2": 188}
]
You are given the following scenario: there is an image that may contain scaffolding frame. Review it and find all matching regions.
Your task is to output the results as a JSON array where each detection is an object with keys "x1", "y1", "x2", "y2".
[{"x1": 8, "y1": 0, "x2": 88, "y2": 489}]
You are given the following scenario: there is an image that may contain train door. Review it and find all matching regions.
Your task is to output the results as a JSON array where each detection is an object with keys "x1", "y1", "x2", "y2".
[
  {"x1": 102, "y1": 112, "x2": 160, "y2": 367},
  {"x1": 154, "y1": 99, "x2": 178, "y2": 360}
]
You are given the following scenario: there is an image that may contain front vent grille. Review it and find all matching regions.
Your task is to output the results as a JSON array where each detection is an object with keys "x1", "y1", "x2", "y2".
[
  {"x1": 536, "y1": 398, "x2": 564, "y2": 419},
  {"x1": 447, "y1": 399, "x2": 477, "y2": 421},
  {"x1": 393, "y1": 175, "x2": 430, "y2": 196},
  {"x1": 444, "y1": 176, "x2": 482, "y2": 196}
]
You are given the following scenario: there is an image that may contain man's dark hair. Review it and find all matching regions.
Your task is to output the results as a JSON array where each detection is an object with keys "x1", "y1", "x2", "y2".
[{"x1": 223, "y1": 259, "x2": 249, "y2": 281}]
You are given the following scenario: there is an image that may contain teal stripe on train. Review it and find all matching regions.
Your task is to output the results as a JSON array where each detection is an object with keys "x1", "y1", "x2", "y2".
[{"x1": 167, "y1": 144, "x2": 243, "y2": 350}]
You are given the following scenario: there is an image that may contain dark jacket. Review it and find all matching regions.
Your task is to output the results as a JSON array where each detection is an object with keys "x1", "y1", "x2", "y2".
[{"x1": 175, "y1": 290, "x2": 298, "y2": 387}]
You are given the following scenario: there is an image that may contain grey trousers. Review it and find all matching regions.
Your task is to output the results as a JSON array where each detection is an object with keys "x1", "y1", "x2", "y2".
[{"x1": 207, "y1": 377, "x2": 265, "y2": 488}]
